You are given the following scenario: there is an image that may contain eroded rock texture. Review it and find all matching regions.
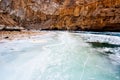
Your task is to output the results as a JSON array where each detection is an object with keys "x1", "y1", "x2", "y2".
[{"x1": 0, "y1": 0, "x2": 120, "y2": 31}]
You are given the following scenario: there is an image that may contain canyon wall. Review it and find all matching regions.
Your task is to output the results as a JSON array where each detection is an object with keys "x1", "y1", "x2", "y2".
[{"x1": 0, "y1": 0, "x2": 120, "y2": 31}]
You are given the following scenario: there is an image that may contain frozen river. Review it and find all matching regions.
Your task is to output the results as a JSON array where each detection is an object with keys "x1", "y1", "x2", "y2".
[{"x1": 0, "y1": 31, "x2": 120, "y2": 80}]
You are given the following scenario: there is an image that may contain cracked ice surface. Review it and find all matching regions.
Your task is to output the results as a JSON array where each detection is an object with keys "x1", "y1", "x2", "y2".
[{"x1": 0, "y1": 31, "x2": 120, "y2": 80}]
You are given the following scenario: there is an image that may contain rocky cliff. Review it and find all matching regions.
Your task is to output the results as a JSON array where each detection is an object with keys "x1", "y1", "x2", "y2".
[{"x1": 0, "y1": 0, "x2": 120, "y2": 31}]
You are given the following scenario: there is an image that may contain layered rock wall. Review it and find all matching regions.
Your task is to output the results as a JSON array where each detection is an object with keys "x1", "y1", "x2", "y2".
[{"x1": 0, "y1": 0, "x2": 120, "y2": 31}]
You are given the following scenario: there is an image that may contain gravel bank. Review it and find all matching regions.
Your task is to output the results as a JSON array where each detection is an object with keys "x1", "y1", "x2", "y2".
[{"x1": 0, "y1": 31, "x2": 45, "y2": 41}]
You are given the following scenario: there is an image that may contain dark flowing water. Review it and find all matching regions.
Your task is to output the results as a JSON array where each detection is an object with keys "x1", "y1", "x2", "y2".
[{"x1": 0, "y1": 31, "x2": 120, "y2": 80}]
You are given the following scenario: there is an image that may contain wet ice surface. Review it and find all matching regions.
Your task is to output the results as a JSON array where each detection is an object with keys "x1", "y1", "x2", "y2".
[
  {"x1": 76, "y1": 31, "x2": 120, "y2": 64},
  {"x1": 0, "y1": 31, "x2": 120, "y2": 80}
]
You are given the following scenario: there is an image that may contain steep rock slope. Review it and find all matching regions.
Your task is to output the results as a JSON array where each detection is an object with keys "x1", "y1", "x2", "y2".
[{"x1": 0, "y1": 0, "x2": 120, "y2": 31}]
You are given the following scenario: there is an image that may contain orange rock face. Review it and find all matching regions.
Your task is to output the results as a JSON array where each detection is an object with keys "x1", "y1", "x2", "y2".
[{"x1": 0, "y1": 0, "x2": 120, "y2": 31}]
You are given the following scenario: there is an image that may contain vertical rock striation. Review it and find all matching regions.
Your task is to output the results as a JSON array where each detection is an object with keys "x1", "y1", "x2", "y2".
[{"x1": 0, "y1": 0, "x2": 120, "y2": 31}]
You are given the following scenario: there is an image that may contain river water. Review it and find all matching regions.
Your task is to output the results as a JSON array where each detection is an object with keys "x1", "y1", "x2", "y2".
[{"x1": 0, "y1": 31, "x2": 120, "y2": 80}]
